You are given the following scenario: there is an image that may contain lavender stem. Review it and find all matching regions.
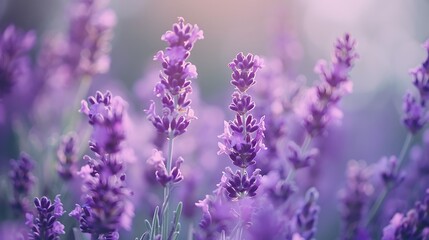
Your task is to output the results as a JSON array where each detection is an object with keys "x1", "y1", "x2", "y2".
[{"x1": 365, "y1": 133, "x2": 413, "y2": 226}]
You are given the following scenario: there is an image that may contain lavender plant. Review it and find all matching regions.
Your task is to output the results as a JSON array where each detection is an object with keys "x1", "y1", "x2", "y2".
[
  {"x1": 0, "y1": 25, "x2": 35, "y2": 97},
  {"x1": 143, "y1": 17, "x2": 203, "y2": 240},
  {"x1": 25, "y1": 195, "x2": 65, "y2": 240},
  {"x1": 9, "y1": 153, "x2": 36, "y2": 214},
  {"x1": 71, "y1": 91, "x2": 133, "y2": 239}
]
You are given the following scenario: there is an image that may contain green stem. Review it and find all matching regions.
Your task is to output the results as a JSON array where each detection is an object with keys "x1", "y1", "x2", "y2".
[
  {"x1": 162, "y1": 132, "x2": 174, "y2": 239},
  {"x1": 365, "y1": 133, "x2": 413, "y2": 226}
]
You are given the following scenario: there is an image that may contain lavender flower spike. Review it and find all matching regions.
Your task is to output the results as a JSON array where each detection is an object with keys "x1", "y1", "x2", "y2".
[
  {"x1": 57, "y1": 132, "x2": 78, "y2": 180},
  {"x1": 26, "y1": 195, "x2": 65, "y2": 240},
  {"x1": 9, "y1": 153, "x2": 35, "y2": 213},
  {"x1": 218, "y1": 52, "x2": 265, "y2": 201},
  {"x1": 146, "y1": 17, "x2": 203, "y2": 138},
  {"x1": 403, "y1": 38, "x2": 429, "y2": 134},
  {"x1": 304, "y1": 33, "x2": 358, "y2": 137},
  {"x1": 0, "y1": 25, "x2": 35, "y2": 97},
  {"x1": 295, "y1": 188, "x2": 320, "y2": 240}
]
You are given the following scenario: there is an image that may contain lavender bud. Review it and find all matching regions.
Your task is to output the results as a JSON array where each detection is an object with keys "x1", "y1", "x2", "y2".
[
  {"x1": 0, "y1": 25, "x2": 35, "y2": 97},
  {"x1": 295, "y1": 188, "x2": 320, "y2": 240},
  {"x1": 222, "y1": 167, "x2": 261, "y2": 200},
  {"x1": 57, "y1": 132, "x2": 78, "y2": 180},
  {"x1": 9, "y1": 153, "x2": 35, "y2": 213},
  {"x1": 27, "y1": 195, "x2": 65, "y2": 240}
]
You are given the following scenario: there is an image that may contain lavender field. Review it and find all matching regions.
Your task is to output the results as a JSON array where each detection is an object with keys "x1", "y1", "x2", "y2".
[{"x1": 1, "y1": 0, "x2": 429, "y2": 239}]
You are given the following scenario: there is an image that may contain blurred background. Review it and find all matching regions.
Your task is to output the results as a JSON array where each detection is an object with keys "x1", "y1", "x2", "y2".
[{"x1": 1, "y1": 0, "x2": 429, "y2": 239}]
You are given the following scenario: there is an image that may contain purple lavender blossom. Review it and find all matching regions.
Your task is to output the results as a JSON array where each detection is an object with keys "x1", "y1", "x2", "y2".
[
  {"x1": 26, "y1": 195, "x2": 65, "y2": 240},
  {"x1": 67, "y1": 0, "x2": 116, "y2": 77},
  {"x1": 378, "y1": 156, "x2": 404, "y2": 187},
  {"x1": 9, "y1": 153, "x2": 35, "y2": 213},
  {"x1": 0, "y1": 25, "x2": 35, "y2": 97},
  {"x1": 57, "y1": 132, "x2": 78, "y2": 180},
  {"x1": 222, "y1": 167, "x2": 261, "y2": 200},
  {"x1": 147, "y1": 149, "x2": 184, "y2": 187},
  {"x1": 339, "y1": 160, "x2": 373, "y2": 240},
  {"x1": 73, "y1": 91, "x2": 133, "y2": 239},
  {"x1": 294, "y1": 188, "x2": 320, "y2": 240},
  {"x1": 287, "y1": 141, "x2": 319, "y2": 170},
  {"x1": 218, "y1": 52, "x2": 265, "y2": 201},
  {"x1": 303, "y1": 34, "x2": 358, "y2": 137},
  {"x1": 382, "y1": 189, "x2": 429, "y2": 240},
  {"x1": 146, "y1": 17, "x2": 202, "y2": 138},
  {"x1": 403, "y1": 39, "x2": 429, "y2": 134},
  {"x1": 80, "y1": 90, "x2": 126, "y2": 155}
]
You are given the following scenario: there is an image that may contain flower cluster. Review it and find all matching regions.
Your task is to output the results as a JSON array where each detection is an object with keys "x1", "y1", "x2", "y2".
[
  {"x1": 0, "y1": 25, "x2": 35, "y2": 96},
  {"x1": 80, "y1": 91, "x2": 126, "y2": 155},
  {"x1": 218, "y1": 52, "x2": 265, "y2": 200},
  {"x1": 339, "y1": 160, "x2": 373, "y2": 240},
  {"x1": 294, "y1": 188, "x2": 320, "y2": 240},
  {"x1": 67, "y1": 0, "x2": 116, "y2": 76},
  {"x1": 147, "y1": 149, "x2": 184, "y2": 187},
  {"x1": 57, "y1": 132, "x2": 78, "y2": 180},
  {"x1": 382, "y1": 189, "x2": 429, "y2": 240},
  {"x1": 146, "y1": 17, "x2": 203, "y2": 139},
  {"x1": 26, "y1": 195, "x2": 65, "y2": 240},
  {"x1": 72, "y1": 91, "x2": 133, "y2": 239},
  {"x1": 303, "y1": 33, "x2": 358, "y2": 137},
  {"x1": 403, "y1": 40, "x2": 429, "y2": 134},
  {"x1": 9, "y1": 153, "x2": 35, "y2": 213}
]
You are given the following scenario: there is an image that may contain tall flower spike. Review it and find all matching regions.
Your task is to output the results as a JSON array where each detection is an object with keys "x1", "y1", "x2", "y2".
[
  {"x1": 146, "y1": 17, "x2": 203, "y2": 138},
  {"x1": 403, "y1": 39, "x2": 429, "y2": 134},
  {"x1": 26, "y1": 195, "x2": 65, "y2": 240},
  {"x1": 9, "y1": 153, "x2": 35, "y2": 213},
  {"x1": 0, "y1": 25, "x2": 35, "y2": 97},
  {"x1": 218, "y1": 52, "x2": 265, "y2": 201},
  {"x1": 73, "y1": 90, "x2": 133, "y2": 239},
  {"x1": 339, "y1": 160, "x2": 373, "y2": 240},
  {"x1": 67, "y1": 0, "x2": 116, "y2": 76},
  {"x1": 303, "y1": 34, "x2": 358, "y2": 137}
]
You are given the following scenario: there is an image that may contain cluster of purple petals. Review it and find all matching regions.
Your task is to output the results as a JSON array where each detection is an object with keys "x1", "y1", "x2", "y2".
[
  {"x1": 26, "y1": 195, "x2": 65, "y2": 240},
  {"x1": 147, "y1": 149, "x2": 184, "y2": 187},
  {"x1": 382, "y1": 189, "x2": 429, "y2": 240},
  {"x1": 403, "y1": 40, "x2": 429, "y2": 134},
  {"x1": 9, "y1": 153, "x2": 35, "y2": 213},
  {"x1": 217, "y1": 52, "x2": 265, "y2": 201},
  {"x1": 194, "y1": 182, "x2": 237, "y2": 240},
  {"x1": 146, "y1": 17, "x2": 203, "y2": 138},
  {"x1": 80, "y1": 91, "x2": 126, "y2": 155},
  {"x1": 294, "y1": 188, "x2": 320, "y2": 240},
  {"x1": 303, "y1": 33, "x2": 358, "y2": 137},
  {"x1": 67, "y1": 0, "x2": 116, "y2": 77},
  {"x1": 57, "y1": 132, "x2": 78, "y2": 180},
  {"x1": 338, "y1": 160, "x2": 373, "y2": 240},
  {"x1": 0, "y1": 25, "x2": 35, "y2": 97},
  {"x1": 378, "y1": 156, "x2": 404, "y2": 187},
  {"x1": 72, "y1": 91, "x2": 133, "y2": 239}
]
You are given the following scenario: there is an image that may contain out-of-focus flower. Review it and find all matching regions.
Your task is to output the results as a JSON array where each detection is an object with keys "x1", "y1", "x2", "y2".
[
  {"x1": 378, "y1": 156, "x2": 404, "y2": 187},
  {"x1": 403, "y1": 38, "x2": 429, "y2": 134},
  {"x1": 0, "y1": 25, "x2": 35, "y2": 97},
  {"x1": 339, "y1": 160, "x2": 373, "y2": 240},
  {"x1": 67, "y1": 0, "x2": 116, "y2": 76},
  {"x1": 9, "y1": 153, "x2": 35, "y2": 213},
  {"x1": 302, "y1": 34, "x2": 358, "y2": 137},
  {"x1": 287, "y1": 141, "x2": 319, "y2": 170},
  {"x1": 294, "y1": 188, "x2": 320, "y2": 240},
  {"x1": 382, "y1": 189, "x2": 429, "y2": 240},
  {"x1": 147, "y1": 149, "x2": 184, "y2": 187},
  {"x1": 57, "y1": 132, "x2": 78, "y2": 180},
  {"x1": 26, "y1": 195, "x2": 65, "y2": 240}
]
